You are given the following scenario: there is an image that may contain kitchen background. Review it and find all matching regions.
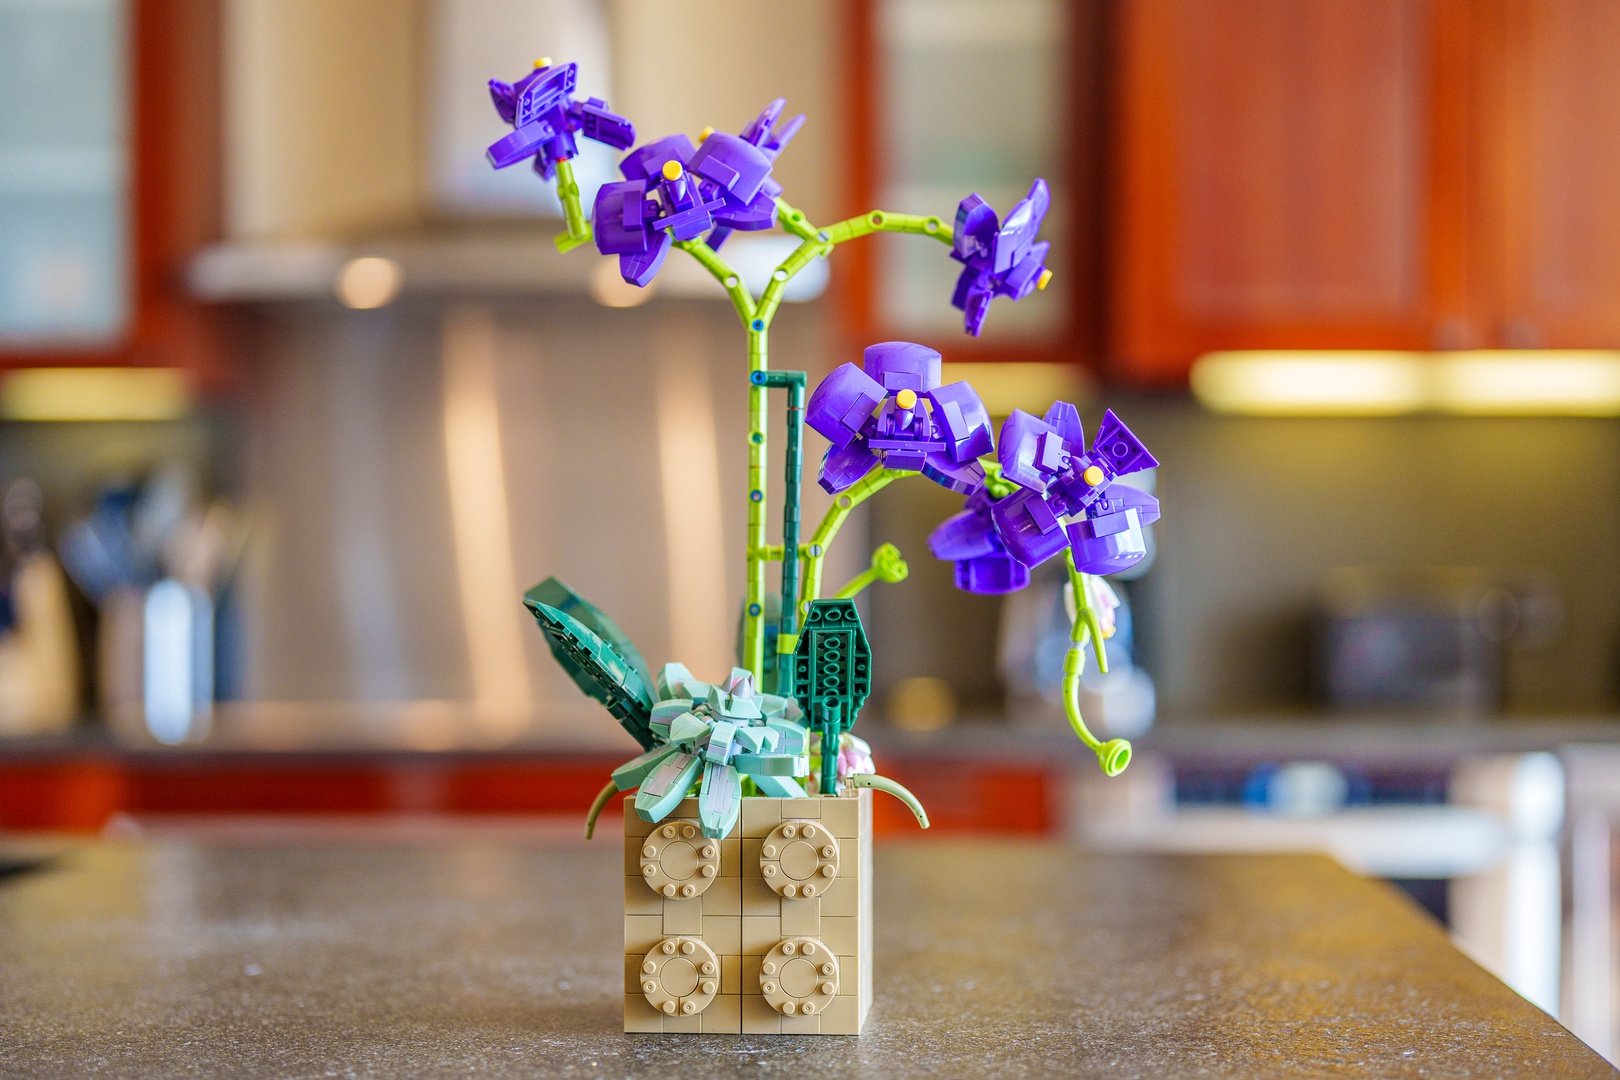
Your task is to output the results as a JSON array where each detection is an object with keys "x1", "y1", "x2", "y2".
[{"x1": 5, "y1": 0, "x2": 1620, "y2": 1058}]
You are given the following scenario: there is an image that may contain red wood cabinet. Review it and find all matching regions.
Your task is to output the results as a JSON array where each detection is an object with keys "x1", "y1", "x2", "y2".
[
  {"x1": 1111, "y1": 0, "x2": 1470, "y2": 383},
  {"x1": 1471, "y1": 0, "x2": 1620, "y2": 349},
  {"x1": 0, "y1": 0, "x2": 224, "y2": 379},
  {"x1": 1110, "y1": 0, "x2": 1620, "y2": 383}
]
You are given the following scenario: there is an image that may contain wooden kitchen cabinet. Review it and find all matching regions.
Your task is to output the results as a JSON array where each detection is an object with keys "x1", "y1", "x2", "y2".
[
  {"x1": 1111, "y1": 0, "x2": 1472, "y2": 383},
  {"x1": 1470, "y1": 0, "x2": 1620, "y2": 349},
  {"x1": 1112, "y1": 0, "x2": 1620, "y2": 383}
]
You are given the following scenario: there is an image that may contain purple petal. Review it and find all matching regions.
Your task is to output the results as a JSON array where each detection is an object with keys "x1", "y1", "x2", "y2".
[
  {"x1": 619, "y1": 231, "x2": 672, "y2": 287},
  {"x1": 1092, "y1": 410, "x2": 1159, "y2": 475},
  {"x1": 807, "y1": 363, "x2": 885, "y2": 449},
  {"x1": 863, "y1": 341, "x2": 941, "y2": 392},
  {"x1": 619, "y1": 134, "x2": 696, "y2": 182},
  {"x1": 954, "y1": 552, "x2": 1031, "y2": 595},
  {"x1": 928, "y1": 506, "x2": 998, "y2": 562},
  {"x1": 818, "y1": 441, "x2": 880, "y2": 494},
  {"x1": 922, "y1": 452, "x2": 985, "y2": 495},
  {"x1": 953, "y1": 193, "x2": 999, "y2": 264},
  {"x1": 924, "y1": 381, "x2": 994, "y2": 462},
  {"x1": 990, "y1": 489, "x2": 1070, "y2": 569},
  {"x1": 593, "y1": 181, "x2": 653, "y2": 255},
  {"x1": 690, "y1": 132, "x2": 774, "y2": 205},
  {"x1": 998, "y1": 409, "x2": 1059, "y2": 492}
]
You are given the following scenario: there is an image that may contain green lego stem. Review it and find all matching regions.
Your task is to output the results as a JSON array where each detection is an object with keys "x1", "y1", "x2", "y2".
[
  {"x1": 583, "y1": 777, "x2": 621, "y2": 839},
  {"x1": 817, "y1": 703, "x2": 841, "y2": 797},
  {"x1": 1063, "y1": 551, "x2": 1131, "y2": 777},
  {"x1": 758, "y1": 370, "x2": 807, "y2": 696},
  {"x1": 820, "y1": 209, "x2": 955, "y2": 248},
  {"x1": 552, "y1": 158, "x2": 593, "y2": 253},
  {"x1": 833, "y1": 542, "x2": 908, "y2": 600},
  {"x1": 845, "y1": 773, "x2": 930, "y2": 829},
  {"x1": 674, "y1": 238, "x2": 757, "y2": 322},
  {"x1": 659, "y1": 200, "x2": 958, "y2": 684},
  {"x1": 797, "y1": 468, "x2": 916, "y2": 617}
]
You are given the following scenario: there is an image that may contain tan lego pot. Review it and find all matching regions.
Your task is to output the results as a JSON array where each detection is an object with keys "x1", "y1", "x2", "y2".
[{"x1": 623, "y1": 790, "x2": 873, "y2": 1035}]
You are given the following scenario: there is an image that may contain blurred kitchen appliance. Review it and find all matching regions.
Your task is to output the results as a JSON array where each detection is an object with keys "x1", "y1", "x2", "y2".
[{"x1": 1316, "y1": 567, "x2": 1518, "y2": 715}]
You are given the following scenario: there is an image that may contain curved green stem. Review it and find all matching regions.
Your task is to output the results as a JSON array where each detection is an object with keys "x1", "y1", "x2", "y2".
[
  {"x1": 797, "y1": 468, "x2": 916, "y2": 617},
  {"x1": 673, "y1": 238, "x2": 755, "y2": 322},
  {"x1": 660, "y1": 202, "x2": 955, "y2": 683},
  {"x1": 1064, "y1": 551, "x2": 1131, "y2": 777},
  {"x1": 821, "y1": 209, "x2": 955, "y2": 248},
  {"x1": 583, "y1": 777, "x2": 622, "y2": 839},
  {"x1": 845, "y1": 773, "x2": 930, "y2": 829},
  {"x1": 833, "y1": 542, "x2": 908, "y2": 600},
  {"x1": 552, "y1": 158, "x2": 593, "y2": 253}
]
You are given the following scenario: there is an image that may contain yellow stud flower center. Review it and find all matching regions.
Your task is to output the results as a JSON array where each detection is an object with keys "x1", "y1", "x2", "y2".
[
  {"x1": 1083, "y1": 465, "x2": 1105, "y2": 486},
  {"x1": 662, "y1": 160, "x2": 684, "y2": 182},
  {"x1": 533, "y1": 56, "x2": 553, "y2": 69},
  {"x1": 1037, "y1": 268, "x2": 1054, "y2": 291},
  {"x1": 895, "y1": 389, "x2": 918, "y2": 409}
]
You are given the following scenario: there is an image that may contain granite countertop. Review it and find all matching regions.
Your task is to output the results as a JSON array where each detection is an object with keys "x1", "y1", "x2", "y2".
[{"x1": 0, "y1": 840, "x2": 1609, "y2": 1079}]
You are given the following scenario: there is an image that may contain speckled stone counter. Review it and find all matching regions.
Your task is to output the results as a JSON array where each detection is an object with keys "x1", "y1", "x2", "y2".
[{"x1": 0, "y1": 840, "x2": 1609, "y2": 1078}]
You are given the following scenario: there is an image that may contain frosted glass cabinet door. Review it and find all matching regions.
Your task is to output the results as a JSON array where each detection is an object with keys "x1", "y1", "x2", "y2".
[
  {"x1": 0, "y1": 0, "x2": 128, "y2": 347},
  {"x1": 876, "y1": 0, "x2": 1067, "y2": 340}
]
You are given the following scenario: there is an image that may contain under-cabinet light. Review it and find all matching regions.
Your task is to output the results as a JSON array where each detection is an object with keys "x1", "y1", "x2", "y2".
[
  {"x1": 0, "y1": 367, "x2": 193, "y2": 421},
  {"x1": 1435, "y1": 352, "x2": 1620, "y2": 416},
  {"x1": 1191, "y1": 351, "x2": 1620, "y2": 417}
]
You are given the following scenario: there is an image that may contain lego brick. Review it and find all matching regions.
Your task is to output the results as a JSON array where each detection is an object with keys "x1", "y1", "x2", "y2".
[
  {"x1": 741, "y1": 798, "x2": 781, "y2": 836},
  {"x1": 625, "y1": 915, "x2": 665, "y2": 953},
  {"x1": 702, "y1": 875, "x2": 741, "y2": 916},
  {"x1": 720, "y1": 836, "x2": 741, "y2": 875},
  {"x1": 675, "y1": 797, "x2": 699, "y2": 818},
  {"x1": 742, "y1": 915, "x2": 780, "y2": 954},
  {"x1": 703, "y1": 915, "x2": 741, "y2": 955},
  {"x1": 780, "y1": 897, "x2": 819, "y2": 937},
  {"x1": 624, "y1": 799, "x2": 656, "y2": 838},
  {"x1": 741, "y1": 838, "x2": 765, "y2": 877},
  {"x1": 701, "y1": 995, "x2": 742, "y2": 1034},
  {"x1": 818, "y1": 995, "x2": 860, "y2": 1036},
  {"x1": 625, "y1": 876, "x2": 661, "y2": 916},
  {"x1": 742, "y1": 869, "x2": 779, "y2": 916},
  {"x1": 625, "y1": 953, "x2": 644, "y2": 995},
  {"x1": 722, "y1": 953, "x2": 741, "y2": 994},
  {"x1": 663, "y1": 1012, "x2": 702, "y2": 1034},
  {"x1": 741, "y1": 952, "x2": 761, "y2": 992},
  {"x1": 782, "y1": 798, "x2": 821, "y2": 820},
  {"x1": 624, "y1": 995, "x2": 663, "y2": 1033},
  {"x1": 626, "y1": 837, "x2": 651, "y2": 876},
  {"x1": 819, "y1": 794, "x2": 860, "y2": 839},
  {"x1": 781, "y1": 1011, "x2": 819, "y2": 1035},
  {"x1": 741, "y1": 994, "x2": 781, "y2": 1035},
  {"x1": 820, "y1": 916, "x2": 857, "y2": 956},
  {"x1": 818, "y1": 876, "x2": 858, "y2": 917},
  {"x1": 663, "y1": 897, "x2": 702, "y2": 936},
  {"x1": 837, "y1": 953, "x2": 859, "y2": 995}
]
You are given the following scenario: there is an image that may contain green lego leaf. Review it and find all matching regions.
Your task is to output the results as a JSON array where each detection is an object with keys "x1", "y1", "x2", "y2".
[
  {"x1": 791, "y1": 599, "x2": 872, "y2": 735},
  {"x1": 525, "y1": 577, "x2": 655, "y2": 691},
  {"x1": 524, "y1": 598, "x2": 656, "y2": 750},
  {"x1": 636, "y1": 751, "x2": 703, "y2": 823}
]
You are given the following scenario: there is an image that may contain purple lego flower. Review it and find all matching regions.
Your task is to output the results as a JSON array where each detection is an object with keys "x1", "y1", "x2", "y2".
[
  {"x1": 486, "y1": 61, "x2": 635, "y2": 180},
  {"x1": 593, "y1": 100, "x2": 805, "y2": 286},
  {"x1": 950, "y1": 178, "x2": 1054, "y2": 337},
  {"x1": 930, "y1": 403, "x2": 1161, "y2": 590},
  {"x1": 693, "y1": 98, "x2": 805, "y2": 251},
  {"x1": 927, "y1": 482, "x2": 1031, "y2": 594},
  {"x1": 806, "y1": 342, "x2": 993, "y2": 496},
  {"x1": 990, "y1": 403, "x2": 1160, "y2": 575}
]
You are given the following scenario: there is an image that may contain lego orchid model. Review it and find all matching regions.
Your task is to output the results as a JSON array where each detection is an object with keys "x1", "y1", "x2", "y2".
[{"x1": 487, "y1": 59, "x2": 1160, "y2": 1034}]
